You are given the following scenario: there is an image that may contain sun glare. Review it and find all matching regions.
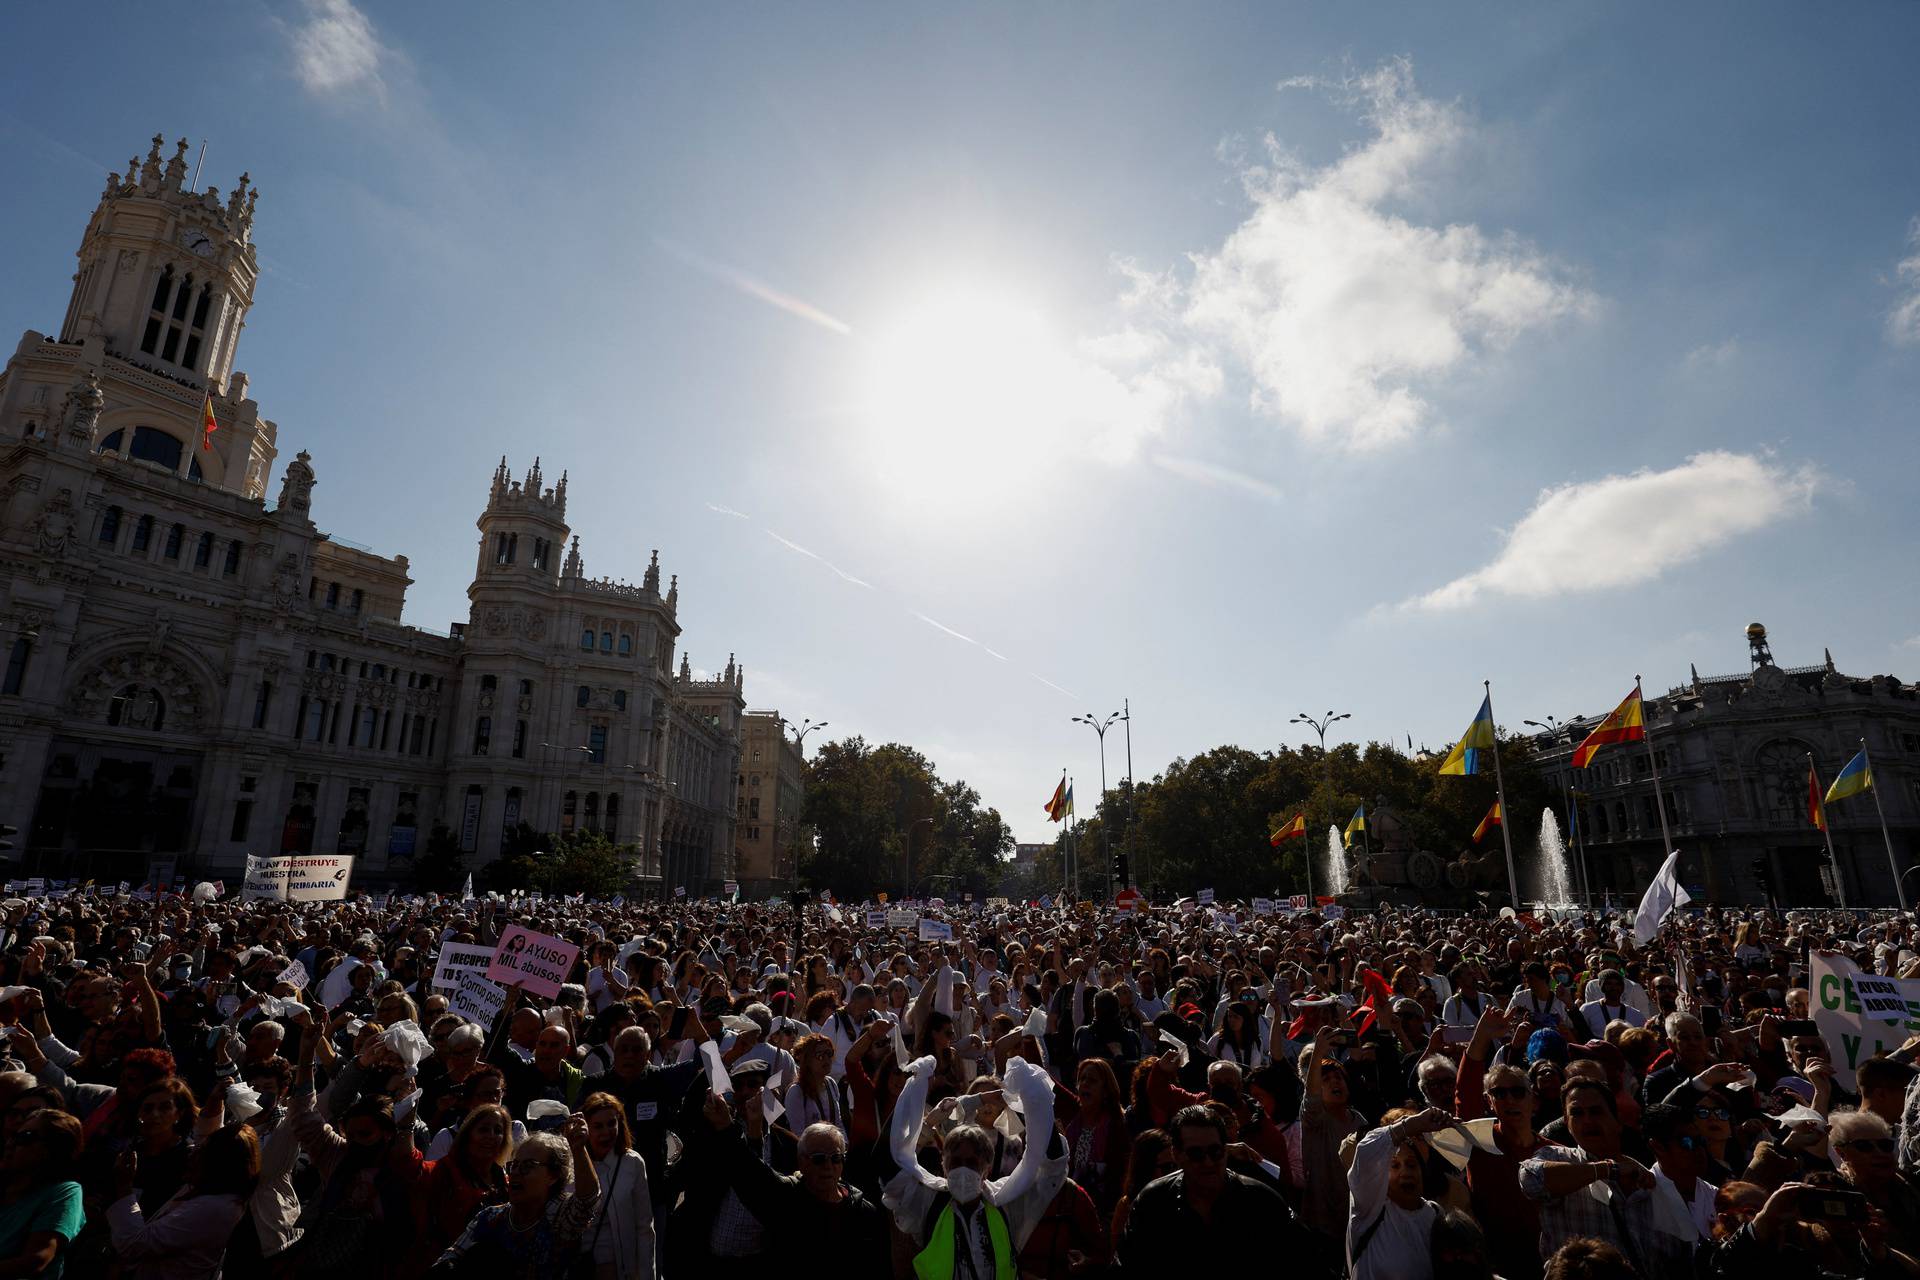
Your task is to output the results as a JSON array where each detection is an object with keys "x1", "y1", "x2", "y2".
[{"x1": 858, "y1": 286, "x2": 1097, "y2": 505}]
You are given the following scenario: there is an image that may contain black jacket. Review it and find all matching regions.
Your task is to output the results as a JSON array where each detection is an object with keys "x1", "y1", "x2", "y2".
[{"x1": 1119, "y1": 1169, "x2": 1329, "y2": 1274}]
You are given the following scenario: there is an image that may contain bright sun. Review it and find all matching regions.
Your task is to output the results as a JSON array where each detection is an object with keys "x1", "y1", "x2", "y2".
[{"x1": 857, "y1": 285, "x2": 1113, "y2": 507}]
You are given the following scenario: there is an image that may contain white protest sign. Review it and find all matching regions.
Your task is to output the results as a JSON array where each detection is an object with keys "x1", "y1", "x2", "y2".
[
  {"x1": 886, "y1": 909, "x2": 918, "y2": 932},
  {"x1": 486, "y1": 925, "x2": 580, "y2": 998},
  {"x1": 866, "y1": 909, "x2": 889, "y2": 930},
  {"x1": 448, "y1": 969, "x2": 507, "y2": 1026},
  {"x1": 286, "y1": 855, "x2": 354, "y2": 901},
  {"x1": 433, "y1": 942, "x2": 496, "y2": 993},
  {"x1": 1197, "y1": 888, "x2": 1215, "y2": 906},
  {"x1": 1852, "y1": 975, "x2": 1910, "y2": 1022},
  {"x1": 918, "y1": 918, "x2": 953, "y2": 942},
  {"x1": 1810, "y1": 952, "x2": 1920, "y2": 1091},
  {"x1": 1252, "y1": 897, "x2": 1276, "y2": 916},
  {"x1": 1288, "y1": 895, "x2": 1309, "y2": 910},
  {"x1": 276, "y1": 960, "x2": 310, "y2": 990},
  {"x1": 1323, "y1": 905, "x2": 1346, "y2": 920}
]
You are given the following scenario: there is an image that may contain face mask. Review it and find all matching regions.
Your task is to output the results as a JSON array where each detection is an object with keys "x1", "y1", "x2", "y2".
[{"x1": 945, "y1": 1167, "x2": 984, "y2": 1204}]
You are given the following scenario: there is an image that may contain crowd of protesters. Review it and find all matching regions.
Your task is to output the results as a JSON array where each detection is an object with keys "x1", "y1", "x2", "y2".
[{"x1": 0, "y1": 883, "x2": 1915, "y2": 1279}]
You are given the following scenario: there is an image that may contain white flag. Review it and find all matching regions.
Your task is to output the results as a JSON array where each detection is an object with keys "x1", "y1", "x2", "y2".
[
  {"x1": 462, "y1": 873, "x2": 474, "y2": 901},
  {"x1": 1633, "y1": 850, "x2": 1691, "y2": 945}
]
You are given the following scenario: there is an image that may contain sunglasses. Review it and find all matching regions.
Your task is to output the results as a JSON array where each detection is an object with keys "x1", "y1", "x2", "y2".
[
  {"x1": 1180, "y1": 1143, "x2": 1225, "y2": 1163},
  {"x1": 803, "y1": 1150, "x2": 847, "y2": 1166},
  {"x1": 1838, "y1": 1138, "x2": 1897, "y2": 1154},
  {"x1": 1487, "y1": 1086, "x2": 1531, "y2": 1100},
  {"x1": 505, "y1": 1159, "x2": 557, "y2": 1175},
  {"x1": 1693, "y1": 1107, "x2": 1731, "y2": 1121}
]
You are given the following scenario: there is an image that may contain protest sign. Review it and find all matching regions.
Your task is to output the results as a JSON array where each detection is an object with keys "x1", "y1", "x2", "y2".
[
  {"x1": 286, "y1": 856, "x2": 354, "y2": 901},
  {"x1": 918, "y1": 918, "x2": 954, "y2": 942},
  {"x1": 486, "y1": 925, "x2": 580, "y2": 998},
  {"x1": 1252, "y1": 897, "x2": 1276, "y2": 916},
  {"x1": 276, "y1": 960, "x2": 309, "y2": 990},
  {"x1": 243, "y1": 856, "x2": 286, "y2": 901},
  {"x1": 1197, "y1": 888, "x2": 1215, "y2": 906},
  {"x1": 865, "y1": 909, "x2": 889, "y2": 930},
  {"x1": 1288, "y1": 895, "x2": 1309, "y2": 910},
  {"x1": 448, "y1": 969, "x2": 507, "y2": 1026},
  {"x1": 1323, "y1": 904, "x2": 1346, "y2": 920},
  {"x1": 886, "y1": 908, "x2": 918, "y2": 932},
  {"x1": 433, "y1": 942, "x2": 496, "y2": 993},
  {"x1": 723, "y1": 881, "x2": 740, "y2": 898},
  {"x1": 1810, "y1": 952, "x2": 1920, "y2": 1090}
]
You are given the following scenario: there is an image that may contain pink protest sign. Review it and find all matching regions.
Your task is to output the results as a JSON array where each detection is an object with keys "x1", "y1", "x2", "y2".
[{"x1": 485, "y1": 925, "x2": 579, "y2": 998}]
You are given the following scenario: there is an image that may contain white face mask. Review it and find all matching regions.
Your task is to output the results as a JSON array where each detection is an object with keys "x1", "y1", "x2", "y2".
[{"x1": 945, "y1": 1166, "x2": 984, "y2": 1204}]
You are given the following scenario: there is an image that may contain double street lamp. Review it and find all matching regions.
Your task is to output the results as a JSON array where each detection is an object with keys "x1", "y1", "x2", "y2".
[
  {"x1": 1289, "y1": 711, "x2": 1351, "y2": 902},
  {"x1": 786, "y1": 719, "x2": 827, "y2": 887},
  {"x1": 1072, "y1": 711, "x2": 1122, "y2": 899}
]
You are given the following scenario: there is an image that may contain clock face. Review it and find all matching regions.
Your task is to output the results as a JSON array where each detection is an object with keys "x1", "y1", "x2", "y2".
[{"x1": 182, "y1": 229, "x2": 214, "y2": 258}]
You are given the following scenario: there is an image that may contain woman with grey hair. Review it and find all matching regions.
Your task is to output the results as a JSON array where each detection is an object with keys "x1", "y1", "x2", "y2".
[{"x1": 431, "y1": 1114, "x2": 600, "y2": 1276}]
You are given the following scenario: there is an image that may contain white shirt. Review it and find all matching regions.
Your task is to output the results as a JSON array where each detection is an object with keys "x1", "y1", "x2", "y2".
[
  {"x1": 1582, "y1": 976, "x2": 1653, "y2": 1020},
  {"x1": 1654, "y1": 1168, "x2": 1716, "y2": 1241},
  {"x1": 1441, "y1": 991, "x2": 1490, "y2": 1027},
  {"x1": 1579, "y1": 999, "x2": 1646, "y2": 1029},
  {"x1": 1346, "y1": 1126, "x2": 1437, "y2": 1280}
]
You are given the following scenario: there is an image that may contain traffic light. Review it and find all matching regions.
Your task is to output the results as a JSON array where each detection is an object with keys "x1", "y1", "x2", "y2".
[{"x1": 1111, "y1": 852, "x2": 1130, "y2": 887}]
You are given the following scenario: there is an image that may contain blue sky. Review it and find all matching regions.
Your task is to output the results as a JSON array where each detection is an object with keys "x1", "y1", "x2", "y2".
[{"x1": 5, "y1": 3, "x2": 1919, "y2": 840}]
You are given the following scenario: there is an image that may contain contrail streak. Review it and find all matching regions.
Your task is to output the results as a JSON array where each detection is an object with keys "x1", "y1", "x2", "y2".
[
  {"x1": 910, "y1": 611, "x2": 982, "y2": 648},
  {"x1": 706, "y1": 502, "x2": 751, "y2": 520},
  {"x1": 656, "y1": 237, "x2": 854, "y2": 336}
]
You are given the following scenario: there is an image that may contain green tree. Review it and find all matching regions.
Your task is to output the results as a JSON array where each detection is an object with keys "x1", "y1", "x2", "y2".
[{"x1": 406, "y1": 824, "x2": 468, "y2": 893}]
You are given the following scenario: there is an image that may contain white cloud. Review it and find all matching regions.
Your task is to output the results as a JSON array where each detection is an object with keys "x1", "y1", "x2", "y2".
[
  {"x1": 1891, "y1": 218, "x2": 1920, "y2": 347},
  {"x1": 1172, "y1": 58, "x2": 1594, "y2": 450},
  {"x1": 1404, "y1": 451, "x2": 1819, "y2": 611},
  {"x1": 289, "y1": 0, "x2": 389, "y2": 100},
  {"x1": 1683, "y1": 338, "x2": 1740, "y2": 370}
]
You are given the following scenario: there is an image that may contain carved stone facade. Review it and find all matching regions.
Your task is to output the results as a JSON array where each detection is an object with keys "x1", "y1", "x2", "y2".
[
  {"x1": 732, "y1": 710, "x2": 811, "y2": 899},
  {"x1": 0, "y1": 135, "x2": 749, "y2": 890},
  {"x1": 1530, "y1": 624, "x2": 1920, "y2": 907}
]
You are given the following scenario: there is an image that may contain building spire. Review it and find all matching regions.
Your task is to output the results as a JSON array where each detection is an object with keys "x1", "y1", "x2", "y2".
[
  {"x1": 643, "y1": 550, "x2": 660, "y2": 592},
  {"x1": 666, "y1": 574, "x2": 678, "y2": 612}
]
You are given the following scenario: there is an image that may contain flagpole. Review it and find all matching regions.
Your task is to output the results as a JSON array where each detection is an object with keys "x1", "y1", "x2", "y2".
[
  {"x1": 1636, "y1": 675, "x2": 1678, "y2": 858},
  {"x1": 1860, "y1": 738, "x2": 1908, "y2": 911},
  {"x1": 1305, "y1": 810, "x2": 1316, "y2": 905},
  {"x1": 1485, "y1": 680, "x2": 1522, "y2": 908},
  {"x1": 1564, "y1": 768, "x2": 1592, "y2": 904},
  {"x1": 1810, "y1": 753, "x2": 1847, "y2": 909}
]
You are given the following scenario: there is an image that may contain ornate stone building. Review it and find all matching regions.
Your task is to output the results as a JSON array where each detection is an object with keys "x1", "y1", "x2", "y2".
[
  {"x1": 1529, "y1": 624, "x2": 1920, "y2": 907},
  {"x1": 0, "y1": 135, "x2": 746, "y2": 890},
  {"x1": 732, "y1": 711, "x2": 809, "y2": 899}
]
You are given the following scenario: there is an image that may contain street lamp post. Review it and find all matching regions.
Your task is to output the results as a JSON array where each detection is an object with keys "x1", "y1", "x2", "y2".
[
  {"x1": 1525, "y1": 716, "x2": 1592, "y2": 904},
  {"x1": 1289, "y1": 711, "x2": 1351, "y2": 903},
  {"x1": 786, "y1": 719, "x2": 827, "y2": 890},
  {"x1": 1120, "y1": 700, "x2": 1138, "y2": 891},
  {"x1": 903, "y1": 815, "x2": 933, "y2": 900},
  {"x1": 1072, "y1": 711, "x2": 1122, "y2": 900}
]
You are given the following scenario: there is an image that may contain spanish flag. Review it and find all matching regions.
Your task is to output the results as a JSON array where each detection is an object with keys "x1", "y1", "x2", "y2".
[
  {"x1": 1043, "y1": 777, "x2": 1069, "y2": 823},
  {"x1": 201, "y1": 393, "x2": 218, "y2": 452},
  {"x1": 1824, "y1": 750, "x2": 1872, "y2": 804},
  {"x1": 1570, "y1": 688, "x2": 1645, "y2": 769},
  {"x1": 1344, "y1": 805, "x2": 1366, "y2": 849},
  {"x1": 1269, "y1": 812, "x2": 1307, "y2": 846},
  {"x1": 1807, "y1": 762, "x2": 1827, "y2": 832},
  {"x1": 1437, "y1": 695, "x2": 1497, "y2": 776},
  {"x1": 1472, "y1": 801, "x2": 1502, "y2": 845}
]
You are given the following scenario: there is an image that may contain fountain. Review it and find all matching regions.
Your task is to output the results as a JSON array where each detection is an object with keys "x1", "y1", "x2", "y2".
[
  {"x1": 1535, "y1": 808, "x2": 1578, "y2": 906},
  {"x1": 1323, "y1": 825, "x2": 1350, "y2": 899}
]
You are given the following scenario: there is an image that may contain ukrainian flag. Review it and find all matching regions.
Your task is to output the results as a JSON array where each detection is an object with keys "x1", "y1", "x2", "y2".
[
  {"x1": 1344, "y1": 805, "x2": 1367, "y2": 848},
  {"x1": 1438, "y1": 695, "x2": 1497, "y2": 776},
  {"x1": 1824, "y1": 750, "x2": 1872, "y2": 804}
]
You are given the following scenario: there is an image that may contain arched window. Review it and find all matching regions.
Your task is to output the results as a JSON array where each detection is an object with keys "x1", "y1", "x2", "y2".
[
  {"x1": 605, "y1": 793, "x2": 620, "y2": 839},
  {"x1": 358, "y1": 706, "x2": 378, "y2": 747},
  {"x1": 584, "y1": 792, "x2": 600, "y2": 830},
  {"x1": 98, "y1": 505, "x2": 122, "y2": 545},
  {"x1": 512, "y1": 720, "x2": 527, "y2": 758},
  {"x1": 580, "y1": 629, "x2": 595, "y2": 651},
  {"x1": 618, "y1": 634, "x2": 632, "y2": 656},
  {"x1": 193, "y1": 530, "x2": 214, "y2": 568},
  {"x1": 159, "y1": 271, "x2": 194, "y2": 362},
  {"x1": 98, "y1": 429, "x2": 125, "y2": 454},
  {"x1": 600, "y1": 631, "x2": 613, "y2": 653},
  {"x1": 562, "y1": 791, "x2": 578, "y2": 834},
  {"x1": 180, "y1": 284, "x2": 213, "y2": 370},
  {"x1": 517, "y1": 678, "x2": 533, "y2": 696},
  {"x1": 576, "y1": 685, "x2": 590, "y2": 707},
  {"x1": 131, "y1": 514, "x2": 154, "y2": 553},
  {"x1": 613, "y1": 690, "x2": 627, "y2": 711},
  {"x1": 162, "y1": 523, "x2": 184, "y2": 561},
  {"x1": 140, "y1": 266, "x2": 174, "y2": 354},
  {"x1": 325, "y1": 582, "x2": 340, "y2": 609},
  {"x1": 472, "y1": 715, "x2": 492, "y2": 756},
  {"x1": 480, "y1": 674, "x2": 498, "y2": 692},
  {"x1": 222, "y1": 540, "x2": 241, "y2": 576},
  {"x1": 126, "y1": 426, "x2": 186, "y2": 472},
  {"x1": 348, "y1": 588, "x2": 363, "y2": 615}
]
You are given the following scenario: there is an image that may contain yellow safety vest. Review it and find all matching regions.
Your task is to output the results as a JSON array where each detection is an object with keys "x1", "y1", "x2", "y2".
[{"x1": 913, "y1": 1201, "x2": 1016, "y2": 1280}]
